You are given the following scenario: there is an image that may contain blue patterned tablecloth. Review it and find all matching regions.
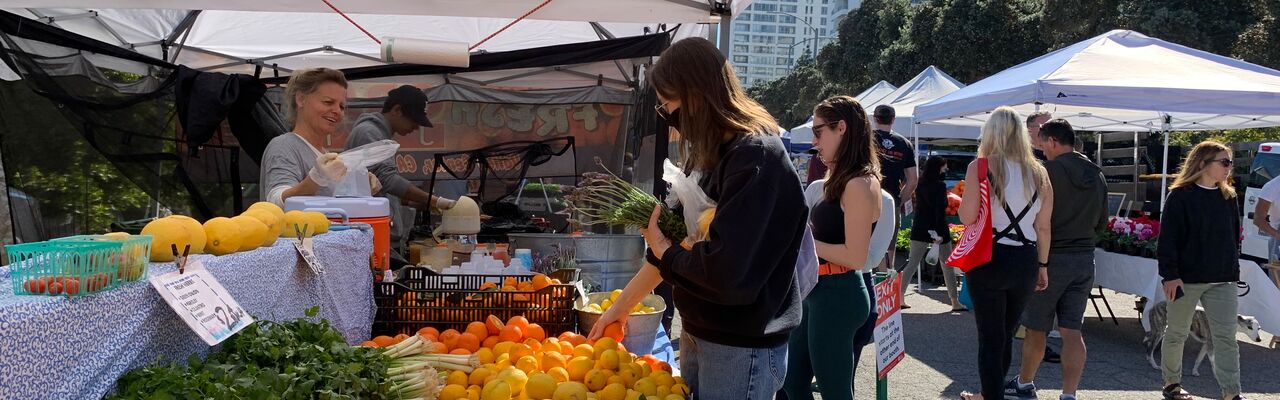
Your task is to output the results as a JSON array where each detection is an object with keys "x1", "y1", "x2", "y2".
[{"x1": 0, "y1": 230, "x2": 376, "y2": 400}]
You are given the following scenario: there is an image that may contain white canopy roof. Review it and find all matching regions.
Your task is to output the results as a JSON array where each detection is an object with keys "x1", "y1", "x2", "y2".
[
  {"x1": 1, "y1": 1, "x2": 745, "y2": 88},
  {"x1": 866, "y1": 66, "x2": 979, "y2": 140},
  {"x1": 914, "y1": 30, "x2": 1280, "y2": 132},
  {"x1": 854, "y1": 80, "x2": 896, "y2": 105},
  {"x1": 790, "y1": 118, "x2": 813, "y2": 145}
]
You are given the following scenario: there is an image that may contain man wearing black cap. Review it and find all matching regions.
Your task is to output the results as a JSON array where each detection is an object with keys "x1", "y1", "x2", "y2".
[
  {"x1": 872, "y1": 105, "x2": 917, "y2": 270},
  {"x1": 347, "y1": 85, "x2": 457, "y2": 268}
]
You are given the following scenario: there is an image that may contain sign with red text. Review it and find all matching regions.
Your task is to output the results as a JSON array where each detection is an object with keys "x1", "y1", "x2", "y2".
[{"x1": 873, "y1": 273, "x2": 906, "y2": 379}]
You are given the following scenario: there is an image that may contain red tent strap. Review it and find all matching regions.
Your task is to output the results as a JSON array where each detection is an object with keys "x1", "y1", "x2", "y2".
[
  {"x1": 471, "y1": 0, "x2": 553, "y2": 51},
  {"x1": 321, "y1": 0, "x2": 381, "y2": 44}
]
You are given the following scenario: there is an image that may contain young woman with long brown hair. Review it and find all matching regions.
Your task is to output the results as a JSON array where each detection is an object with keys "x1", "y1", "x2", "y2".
[
  {"x1": 587, "y1": 37, "x2": 808, "y2": 399},
  {"x1": 958, "y1": 106, "x2": 1053, "y2": 400},
  {"x1": 1157, "y1": 141, "x2": 1246, "y2": 400},
  {"x1": 781, "y1": 96, "x2": 880, "y2": 400}
]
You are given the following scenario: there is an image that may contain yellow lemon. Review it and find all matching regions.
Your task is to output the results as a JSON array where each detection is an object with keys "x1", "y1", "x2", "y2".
[
  {"x1": 624, "y1": 390, "x2": 642, "y2": 400},
  {"x1": 663, "y1": 395, "x2": 684, "y2": 400},
  {"x1": 141, "y1": 217, "x2": 191, "y2": 262},
  {"x1": 524, "y1": 372, "x2": 557, "y2": 399},
  {"x1": 595, "y1": 350, "x2": 620, "y2": 371},
  {"x1": 649, "y1": 371, "x2": 675, "y2": 388},
  {"x1": 468, "y1": 386, "x2": 482, "y2": 400},
  {"x1": 516, "y1": 355, "x2": 540, "y2": 375},
  {"x1": 469, "y1": 368, "x2": 494, "y2": 387},
  {"x1": 496, "y1": 367, "x2": 528, "y2": 395},
  {"x1": 547, "y1": 366, "x2": 570, "y2": 383},
  {"x1": 567, "y1": 356, "x2": 594, "y2": 381},
  {"x1": 584, "y1": 369, "x2": 608, "y2": 391},
  {"x1": 448, "y1": 370, "x2": 470, "y2": 386},
  {"x1": 247, "y1": 202, "x2": 286, "y2": 233},
  {"x1": 201, "y1": 217, "x2": 243, "y2": 256},
  {"x1": 477, "y1": 348, "x2": 496, "y2": 365},
  {"x1": 167, "y1": 215, "x2": 206, "y2": 254},
  {"x1": 541, "y1": 351, "x2": 567, "y2": 371},
  {"x1": 241, "y1": 209, "x2": 281, "y2": 247},
  {"x1": 282, "y1": 210, "x2": 309, "y2": 237},
  {"x1": 229, "y1": 215, "x2": 267, "y2": 251},
  {"x1": 633, "y1": 378, "x2": 657, "y2": 397},
  {"x1": 304, "y1": 211, "x2": 331, "y2": 235},
  {"x1": 609, "y1": 289, "x2": 622, "y2": 302},
  {"x1": 481, "y1": 379, "x2": 512, "y2": 400},
  {"x1": 103, "y1": 232, "x2": 131, "y2": 241},
  {"x1": 573, "y1": 344, "x2": 595, "y2": 359},
  {"x1": 441, "y1": 384, "x2": 469, "y2": 400},
  {"x1": 599, "y1": 383, "x2": 627, "y2": 400},
  {"x1": 593, "y1": 338, "x2": 617, "y2": 359},
  {"x1": 552, "y1": 382, "x2": 590, "y2": 400}
]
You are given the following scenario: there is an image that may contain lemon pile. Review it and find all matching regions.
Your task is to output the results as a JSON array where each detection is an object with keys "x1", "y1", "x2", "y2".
[
  {"x1": 136, "y1": 202, "x2": 332, "y2": 261},
  {"x1": 581, "y1": 290, "x2": 658, "y2": 315}
]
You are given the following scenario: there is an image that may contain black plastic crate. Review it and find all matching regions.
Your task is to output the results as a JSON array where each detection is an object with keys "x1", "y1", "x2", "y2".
[{"x1": 373, "y1": 267, "x2": 580, "y2": 336}]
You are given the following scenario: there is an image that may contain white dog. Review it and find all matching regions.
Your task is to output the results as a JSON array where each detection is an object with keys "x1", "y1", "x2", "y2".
[{"x1": 1144, "y1": 302, "x2": 1262, "y2": 376}]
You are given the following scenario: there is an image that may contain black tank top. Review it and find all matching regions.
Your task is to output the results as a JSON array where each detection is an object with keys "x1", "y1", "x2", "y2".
[{"x1": 811, "y1": 196, "x2": 876, "y2": 264}]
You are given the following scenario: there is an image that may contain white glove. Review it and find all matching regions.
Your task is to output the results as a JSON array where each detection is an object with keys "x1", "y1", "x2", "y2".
[
  {"x1": 368, "y1": 172, "x2": 383, "y2": 195},
  {"x1": 434, "y1": 197, "x2": 457, "y2": 211},
  {"x1": 308, "y1": 153, "x2": 347, "y2": 187}
]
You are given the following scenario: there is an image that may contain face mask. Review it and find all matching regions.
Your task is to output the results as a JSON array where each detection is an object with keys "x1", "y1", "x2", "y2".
[{"x1": 660, "y1": 107, "x2": 681, "y2": 128}]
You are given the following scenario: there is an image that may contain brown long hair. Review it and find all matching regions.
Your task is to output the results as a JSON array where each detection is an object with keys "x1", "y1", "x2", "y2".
[
  {"x1": 1171, "y1": 140, "x2": 1236, "y2": 199},
  {"x1": 648, "y1": 38, "x2": 780, "y2": 171},
  {"x1": 814, "y1": 96, "x2": 880, "y2": 201}
]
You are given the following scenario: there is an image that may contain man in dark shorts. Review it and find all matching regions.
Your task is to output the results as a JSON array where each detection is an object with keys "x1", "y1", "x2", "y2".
[
  {"x1": 872, "y1": 105, "x2": 916, "y2": 272},
  {"x1": 1006, "y1": 119, "x2": 1108, "y2": 400}
]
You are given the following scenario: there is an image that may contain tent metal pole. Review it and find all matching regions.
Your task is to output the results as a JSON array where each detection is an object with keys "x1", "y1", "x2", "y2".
[
  {"x1": 717, "y1": 6, "x2": 731, "y2": 53},
  {"x1": 1160, "y1": 114, "x2": 1172, "y2": 211}
]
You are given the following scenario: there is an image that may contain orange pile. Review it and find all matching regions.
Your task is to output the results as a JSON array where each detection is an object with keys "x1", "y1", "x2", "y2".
[{"x1": 363, "y1": 315, "x2": 683, "y2": 400}]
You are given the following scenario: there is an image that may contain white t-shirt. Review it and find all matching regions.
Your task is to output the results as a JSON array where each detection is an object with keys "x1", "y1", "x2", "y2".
[
  {"x1": 803, "y1": 179, "x2": 896, "y2": 271},
  {"x1": 991, "y1": 162, "x2": 1042, "y2": 246},
  {"x1": 1258, "y1": 176, "x2": 1280, "y2": 229}
]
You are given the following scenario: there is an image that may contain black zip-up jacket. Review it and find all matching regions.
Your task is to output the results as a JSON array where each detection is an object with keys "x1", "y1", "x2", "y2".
[
  {"x1": 910, "y1": 179, "x2": 951, "y2": 243},
  {"x1": 658, "y1": 133, "x2": 807, "y2": 348},
  {"x1": 1157, "y1": 185, "x2": 1241, "y2": 284}
]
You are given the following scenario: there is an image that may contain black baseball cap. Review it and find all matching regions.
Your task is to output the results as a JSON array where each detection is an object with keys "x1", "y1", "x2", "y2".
[{"x1": 386, "y1": 85, "x2": 432, "y2": 127}]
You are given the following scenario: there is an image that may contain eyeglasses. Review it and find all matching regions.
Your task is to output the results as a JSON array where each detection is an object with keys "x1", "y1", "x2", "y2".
[
  {"x1": 1207, "y1": 158, "x2": 1234, "y2": 167},
  {"x1": 812, "y1": 121, "x2": 839, "y2": 139},
  {"x1": 655, "y1": 101, "x2": 673, "y2": 121}
]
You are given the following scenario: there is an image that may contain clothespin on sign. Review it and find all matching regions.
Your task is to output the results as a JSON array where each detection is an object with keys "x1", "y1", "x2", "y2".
[
  {"x1": 172, "y1": 244, "x2": 191, "y2": 274},
  {"x1": 294, "y1": 224, "x2": 311, "y2": 240}
]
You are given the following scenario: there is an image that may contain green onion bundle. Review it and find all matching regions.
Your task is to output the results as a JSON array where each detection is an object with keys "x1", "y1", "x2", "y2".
[{"x1": 564, "y1": 160, "x2": 687, "y2": 241}]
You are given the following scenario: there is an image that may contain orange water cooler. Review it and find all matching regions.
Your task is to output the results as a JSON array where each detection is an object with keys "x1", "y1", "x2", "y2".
[{"x1": 284, "y1": 196, "x2": 392, "y2": 274}]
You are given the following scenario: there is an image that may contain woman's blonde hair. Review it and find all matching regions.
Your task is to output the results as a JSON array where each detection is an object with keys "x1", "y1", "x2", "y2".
[
  {"x1": 283, "y1": 68, "x2": 348, "y2": 127},
  {"x1": 1171, "y1": 140, "x2": 1236, "y2": 199},
  {"x1": 978, "y1": 106, "x2": 1048, "y2": 202}
]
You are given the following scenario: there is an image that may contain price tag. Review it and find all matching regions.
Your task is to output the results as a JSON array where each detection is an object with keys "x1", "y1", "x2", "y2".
[
  {"x1": 150, "y1": 260, "x2": 254, "y2": 346},
  {"x1": 293, "y1": 237, "x2": 326, "y2": 275}
]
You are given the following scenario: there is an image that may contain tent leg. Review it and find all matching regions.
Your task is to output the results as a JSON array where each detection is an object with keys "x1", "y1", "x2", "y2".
[
  {"x1": 717, "y1": 17, "x2": 731, "y2": 54},
  {"x1": 1160, "y1": 114, "x2": 1171, "y2": 211}
]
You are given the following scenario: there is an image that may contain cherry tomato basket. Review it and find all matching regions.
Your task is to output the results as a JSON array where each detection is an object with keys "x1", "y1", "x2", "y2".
[{"x1": 7, "y1": 235, "x2": 152, "y2": 297}]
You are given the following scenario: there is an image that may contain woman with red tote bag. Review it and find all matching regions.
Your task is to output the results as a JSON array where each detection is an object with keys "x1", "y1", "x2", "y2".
[{"x1": 957, "y1": 107, "x2": 1054, "y2": 400}]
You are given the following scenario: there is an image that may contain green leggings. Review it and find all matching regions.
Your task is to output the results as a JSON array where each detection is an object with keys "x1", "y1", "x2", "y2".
[{"x1": 782, "y1": 271, "x2": 871, "y2": 400}]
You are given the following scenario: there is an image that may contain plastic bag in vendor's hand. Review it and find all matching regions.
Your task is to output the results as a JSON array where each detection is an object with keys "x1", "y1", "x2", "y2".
[
  {"x1": 662, "y1": 159, "x2": 716, "y2": 243},
  {"x1": 334, "y1": 139, "x2": 400, "y2": 197}
]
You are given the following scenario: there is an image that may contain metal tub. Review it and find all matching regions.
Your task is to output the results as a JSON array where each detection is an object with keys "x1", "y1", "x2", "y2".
[{"x1": 507, "y1": 233, "x2": 644, "y2": 293}]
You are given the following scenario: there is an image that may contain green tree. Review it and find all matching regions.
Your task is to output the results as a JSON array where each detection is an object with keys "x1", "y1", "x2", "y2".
[
  {"x1": 1233, "y1": 0, "x2": 1280, "y2": 70},
  {"x1": 1116, "y1": 0, "x2": 1258, "y2": 57}
]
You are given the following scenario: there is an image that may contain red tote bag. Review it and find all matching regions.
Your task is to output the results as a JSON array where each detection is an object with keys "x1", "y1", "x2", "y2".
[{"x1": 947, "y1": 158, "x2": 993, "y2": 272}]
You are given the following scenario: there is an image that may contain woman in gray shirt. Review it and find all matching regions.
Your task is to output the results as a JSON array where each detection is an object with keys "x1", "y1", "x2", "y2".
[{"x1": 260, "y1": 68, "x2": 367, "y2": 206}]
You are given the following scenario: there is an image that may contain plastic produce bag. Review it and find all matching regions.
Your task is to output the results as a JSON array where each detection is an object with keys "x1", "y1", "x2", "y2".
[
  {"x1": 662, "y1": 159, "x2": 716, "y2": 242},
  {"x1": 926, "y1": 243, "x2": 940, "y2": 265},
  {"x1": 333, "y1": 139, "x2": 400, "y2": 197}
]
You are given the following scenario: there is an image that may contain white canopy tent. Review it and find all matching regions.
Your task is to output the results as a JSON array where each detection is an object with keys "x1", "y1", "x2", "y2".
[
  {"x1": 854, "y1": 80, "x2": 896, "y2": 105},
  {"x1": 914, "y1": 29, "x2": 1280, "y2": 206},
  {"x1": 0, "y1": 0, "x2": 750, "y2": 89},
  {"x1": 866, "y1": 65, "x2": 979, "y2": 141}
]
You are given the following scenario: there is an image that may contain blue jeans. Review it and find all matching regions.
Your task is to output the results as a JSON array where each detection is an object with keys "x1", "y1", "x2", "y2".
[{"x1": 680, "y1": 331, "x2": 788, "y2": 400}]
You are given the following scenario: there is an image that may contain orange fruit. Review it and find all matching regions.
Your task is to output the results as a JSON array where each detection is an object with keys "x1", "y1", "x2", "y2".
[
  {"x1": 542, "y1": 351, "x2": 567, "y2": 371},
  {"x1": 523, "y1": 338, "x2": 543, "y2": 353},
  {"x1": 485, "y1": 315, "x2": 506, "y2": 336},
  {"x1": 563, "y1": 332, "x2": 588, "y2": 347},
  {"x1": 503, "y1": 277, "x2": 519, "y2": 288},
  {"x1": 450, "y1": 348, "x2": 472, "y2": 355},
  {"x1": 417, "y1": 327, "x2": 440, "y2": 338},
  {"x1": 602, "y1": 322, "x2": 625, "y2": 342},
  {"x1": 531, "y1": 274, "x2": 552, "y2": 291},
  {"x1": 440, "y1": 329, "x2": 462, "y2": 349},
  {"x1": 517, "y1": 281, "x2": 534, "y2": 292},
  {"x1": 551, "y1": 278, "x2": 562, "y2": 284},
  {"x1": 466, "y1": 321, "x2": 489, "y2": 341},
  {"x1": 479, "y1": 282, "x2": 498, "y2": 291},
  {"x1": 557, "y1": 340, "x2": 575, "y2": 356},
  {"x1": 524, "y1": 324, "x2": 546, "y2": 341},
  {"x1": 371, "y1": 335, "x2": 396, "y2": 347},
  {"x1": 547, "y1": 366, "x2": 570, "y2": 383},
  {"x1": 457, "y1": 333, "x2": 482, "y2": 353},
  {"x1": 426, "y1": 341, "x2": 449, "y2": 354},
  {"x1": 393, "y1": 333, "x2": 409, "y2": 344},
  {"x1": 507, "y1": 316, "x2": 531, "y2": 332},
  {"x1": 482, "y1": 336, "x2": 500, "y2": 349},
  {"x1": 499, "y1": 325, "x2": 524, "y2": 342},
  {"x1": 360, "y1": 340, "x2": 378, "y2": 347},
  {"x1": 510, "y1": 343, "x2": 533, "y2": 360}
]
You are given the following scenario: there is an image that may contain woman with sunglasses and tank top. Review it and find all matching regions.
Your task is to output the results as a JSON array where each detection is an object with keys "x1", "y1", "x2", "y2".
[{"x1": 782, "y1": 95, "x2": 881, "y2": 400}]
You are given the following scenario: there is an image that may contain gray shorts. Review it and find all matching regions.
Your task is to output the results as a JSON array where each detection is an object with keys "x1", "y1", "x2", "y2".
[{"x1": 1022, "y1": 251, "x2": 1096, "y2": 331}]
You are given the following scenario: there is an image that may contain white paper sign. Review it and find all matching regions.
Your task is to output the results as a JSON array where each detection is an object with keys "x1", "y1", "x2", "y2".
[
  {"x1": 293, "y1": 237, "x2": 325, "y2": 274},
  {"x1": 150, "y1": 260, "x2": 254, "y2": 346},
  {"x1": 873, "y1": 273, "x2": 906, "y2": 379}
]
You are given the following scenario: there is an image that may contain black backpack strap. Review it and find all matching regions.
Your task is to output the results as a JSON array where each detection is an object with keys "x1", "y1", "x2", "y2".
[{"x1": 994, "y1": 189, "x2": 1040, "y2": 246}]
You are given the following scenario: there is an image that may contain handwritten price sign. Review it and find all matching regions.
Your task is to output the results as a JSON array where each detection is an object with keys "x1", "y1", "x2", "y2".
[{"x1": 150, "y1": 260, "x2": 254, "y2": 346}]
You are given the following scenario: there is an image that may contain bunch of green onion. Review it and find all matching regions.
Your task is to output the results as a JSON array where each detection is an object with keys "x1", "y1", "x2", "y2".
[
  {"x1": 379, "y1": 335, "x2": 478, "y2": 399},
  {"x1": 564, "y1": 162, "x2": 686, "y2": 241}
]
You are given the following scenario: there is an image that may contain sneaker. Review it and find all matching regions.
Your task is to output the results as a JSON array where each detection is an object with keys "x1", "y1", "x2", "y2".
[
  {"x1": 1003, "y1": 378, "x2": 1037, "y2": 400},
  {"x1": 1048, "y1": 330, "x2": 1062, "y2": 339},
  {"x1": 1043, "y1": 346, "x2": 1062, "y2": 363},
  {"x1": 1059, "y1": 395, "x2": 1076, "y2": 400}
]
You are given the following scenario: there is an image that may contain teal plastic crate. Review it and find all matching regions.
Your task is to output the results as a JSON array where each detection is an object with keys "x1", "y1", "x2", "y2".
[
  {"x1": 7, "y1": 236, "x2": 151, "y2": 297},
  {"x1": 53, "y1": 234, "x2": 152, "y2": 284}
]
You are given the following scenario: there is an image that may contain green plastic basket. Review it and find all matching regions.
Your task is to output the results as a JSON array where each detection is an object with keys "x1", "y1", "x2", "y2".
[
  {"x1": 53, "y1": 235, "x2": 152, "y2": 284},
  {"x1": 7, "y1": 236, "x2": 151, "y2": 297}
]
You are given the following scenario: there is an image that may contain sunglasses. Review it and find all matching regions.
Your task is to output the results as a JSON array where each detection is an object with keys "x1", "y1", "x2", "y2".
[
  {"x1": 812, "y1": 121, "x2": 839, "y2": 139},
  {"x1": 655, "y1": 101, "x2": 673, "y2": 120},
  {"x1": 1207, "y1": 158, "x2": 1234, "y2": 167}
]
